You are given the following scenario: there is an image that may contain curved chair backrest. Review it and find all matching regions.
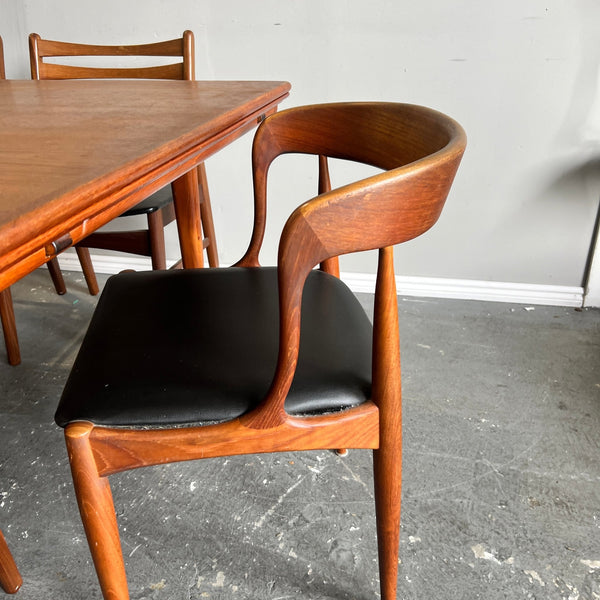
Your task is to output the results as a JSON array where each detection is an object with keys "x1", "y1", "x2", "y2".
[
  {"x1": 29, "y1": 31, "x2": 195, "y2": 81},
  {"x1": 238, "y1": 102, "x2": 466, "y2": 425}
]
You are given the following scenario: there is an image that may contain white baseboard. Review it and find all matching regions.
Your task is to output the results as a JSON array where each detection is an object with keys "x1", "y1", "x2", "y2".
[
  {"x1": 343, "y1": 272, "x2": 584, "y2": 307},
  {"x1": 55, "y1": 251, "x2": 584, "y2": 307},
  {"x1": 56, "y1": 252, "x2": 171, "y2": 273}
]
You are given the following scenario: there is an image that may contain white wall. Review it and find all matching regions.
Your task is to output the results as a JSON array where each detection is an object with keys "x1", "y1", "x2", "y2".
[{"x1": 2, "y1": 0, "x2": 600, "y2": 291}]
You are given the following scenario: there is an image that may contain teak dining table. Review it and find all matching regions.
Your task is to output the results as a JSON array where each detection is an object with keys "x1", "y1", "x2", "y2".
[
  {"x1": 0, "y1": 78, "x2": 290, "y2": 593},
  {"x1": 0, "y1": 79, "x2": 291, "y2": 292}
]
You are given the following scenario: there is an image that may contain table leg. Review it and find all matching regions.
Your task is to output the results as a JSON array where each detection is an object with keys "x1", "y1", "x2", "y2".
[
  {"x1": 171, "y1": 169, "x2": 204, "y2": 269},
  {"x1": 0, "y1": 530, "x2": 22, "y2": 594}
]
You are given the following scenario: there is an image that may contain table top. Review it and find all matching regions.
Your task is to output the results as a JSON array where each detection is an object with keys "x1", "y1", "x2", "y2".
[{"x1": 0, "y1": 79, "x2": 290, "y2": 286}]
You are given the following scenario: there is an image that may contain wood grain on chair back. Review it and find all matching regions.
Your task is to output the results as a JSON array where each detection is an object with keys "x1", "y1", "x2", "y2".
[
  {"x1": 241, "y1": 102, "x2": 465, "y2": 269},
  {"x1": 29, "y1": 31, "x2": 195, "y2": 81},
  {"x1": 280, "y1": 103, "x2": 466, "y2": 264},
  {"x1": 238, "y1": 102, "x2": 466, "y2": 426}
]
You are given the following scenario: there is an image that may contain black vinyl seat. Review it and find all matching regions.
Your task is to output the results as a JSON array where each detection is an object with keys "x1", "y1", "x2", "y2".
[{"x1": 55, "y1": 268, "x2": 372, "y2": 428}]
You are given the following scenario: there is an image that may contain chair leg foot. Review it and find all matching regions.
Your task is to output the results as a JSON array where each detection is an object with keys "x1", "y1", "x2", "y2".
[
  {"x1": 65, "y1": 423, "x2": 129, "y2": 600},
  {"x1": 373, "y1": 442, "x2": 402, "y2": 600},
  {"x1": 0, "y1": 530, "x2": 22, "y2": 594},
  {"x1": 335, "y1": 448, "x2": 348, "y2": 457}
]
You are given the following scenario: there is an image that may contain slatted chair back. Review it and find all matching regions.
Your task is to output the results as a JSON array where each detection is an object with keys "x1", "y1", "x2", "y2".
[{"x1": 29, "y1": 31, "x2": 194, "y2": 81}]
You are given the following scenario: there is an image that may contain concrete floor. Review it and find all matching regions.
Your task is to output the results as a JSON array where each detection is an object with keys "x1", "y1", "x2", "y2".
[{"x1": 0, "y1": 269, "x2": 599, "y2": 600}]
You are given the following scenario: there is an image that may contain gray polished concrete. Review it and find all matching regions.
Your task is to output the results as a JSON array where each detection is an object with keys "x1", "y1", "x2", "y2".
[{"x1": 1, "y1": 269, "x2": 599, "y2": 599}]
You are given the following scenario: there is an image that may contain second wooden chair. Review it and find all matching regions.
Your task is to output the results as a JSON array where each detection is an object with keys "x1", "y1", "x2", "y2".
[{"x1": 28, "y1": 30, "x2": 218, "y2": 273}]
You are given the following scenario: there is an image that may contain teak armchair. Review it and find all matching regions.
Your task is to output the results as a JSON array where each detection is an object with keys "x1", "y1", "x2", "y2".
[
  {"x1": 55, "y1": 102, "x2": 466, "y2": 600},
  {"x1": 29, "y1": 30, "x2": 218, "y2": 271}
]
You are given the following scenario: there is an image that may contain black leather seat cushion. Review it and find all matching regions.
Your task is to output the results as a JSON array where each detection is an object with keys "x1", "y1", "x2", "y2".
[{"x1": 55, "y1": 268, "x2": 373, "y2": 428}]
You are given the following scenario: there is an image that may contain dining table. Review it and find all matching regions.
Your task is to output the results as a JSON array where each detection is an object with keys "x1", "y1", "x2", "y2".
[
  {"x1": 0, "y1": 77, "x2": 290, "y2": 592},
  {"x1": 0, "y1": 78, "x2": 291, "y2": 292}
]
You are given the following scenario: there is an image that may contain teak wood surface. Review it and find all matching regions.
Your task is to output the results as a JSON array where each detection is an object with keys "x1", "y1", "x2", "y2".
[{"x1": 0, "y1": 79, "x2": 290, "y2": 292}]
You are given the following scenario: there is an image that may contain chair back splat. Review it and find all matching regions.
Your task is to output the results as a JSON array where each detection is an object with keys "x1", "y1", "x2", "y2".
[
  {"x1": 56, "y1": 101, "x2": 466, "y2": 600},
  {"x1": 237, "y1": 103, "x2": 465, "y2": 428},
  {"x1": 28, "y1": 31, "x2": 195, "y2": 81}
]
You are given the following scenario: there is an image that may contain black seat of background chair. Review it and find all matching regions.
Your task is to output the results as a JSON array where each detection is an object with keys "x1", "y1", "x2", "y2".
[
  {"x1": 120, "y1": 187, "x2": 173, "y2": 217},
  {"x1": 55, "y1": 268, "x2": 373, "y2": 428}
]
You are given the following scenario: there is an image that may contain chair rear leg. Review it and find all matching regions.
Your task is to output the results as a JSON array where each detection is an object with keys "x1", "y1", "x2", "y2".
[
  {"x1": 65, "y1": 423, "x2": 129, "y2": 600},
  {"x1": 0, "y1": 530, "x2": 22, "y2": 594},
  {"x1": 75, "y1": 247, "x2": 100, "y2": 295},
  {"x1": 147, "y1": 211, "x2": 167, "y2": 270},
  {"x1": 47, "y1": 257, "x2": 67, "y2": 295},
  {"x1": 197, "y1": 163, "x2": 219, "y2": 267},
  {"x1": 0, "y1": 289, "x2": 21, "y2": 366}
]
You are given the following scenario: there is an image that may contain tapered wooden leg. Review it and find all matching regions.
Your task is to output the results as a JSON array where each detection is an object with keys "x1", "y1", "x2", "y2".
[
  {"x1": 373, "y1": 434, "x2": 402, "y2": 600},
  {"x1": 196, "y1": 163, "x2": 219, "y2": 268},
  {"x1": 46, "y1": 257, "x2": 67, "y2": 295},
  {"x1": 75, "y1": 247, "x2": 99, "y2": 296},
  {"x1": 0, "y1": 288, "x2": 21, "y2": 366},
  {"x1": 372, "y1": 247, "x2": 402, "y2": 600},
  {"x1": 65, "y1": 423, "x2": 129, "y2": 600},
  {"x1": 147, "y1": 211, "x2": 167, "y2": 270},
  {"x1": 0, "y1": 530, "x2": 22, "y2": 594}
]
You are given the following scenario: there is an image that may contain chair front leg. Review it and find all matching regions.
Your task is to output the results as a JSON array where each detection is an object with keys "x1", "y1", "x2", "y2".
[
  {"x1": 75, "y1": 247, "x2": 99, "y2": 295},
  {"x1": 65, "y1": 423, "x2": 129, "y2": 600},
  {"x1": 46, "y1": 257, "x2": 67, "y2": 295},
  {"x1": 372, "y1": 245, "x2": 402, "y2": 600},
  {"x1": 373, "y1": 435, "x2": 402, "y2": 600},
  {"x1": 0, "y1": 530, "x2": 22, "y2": 594}
]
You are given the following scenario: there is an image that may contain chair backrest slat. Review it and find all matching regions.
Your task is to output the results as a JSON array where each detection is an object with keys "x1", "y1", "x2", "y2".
[
  {"x1": 33, "y1": 37, "x2": 185, "y2": 58},
  {"x1": 29, "y1": 31, "x2": 195, "y2": 81},
  {"x1": 36, "y1": 62, "x2": 185, "y2": 81}
]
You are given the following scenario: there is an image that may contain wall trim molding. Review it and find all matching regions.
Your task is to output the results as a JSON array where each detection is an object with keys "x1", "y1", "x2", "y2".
[
  {"x1": 56, "y1": 252, "x2": 584, "y2": 307},
  {"x1": 342, "y1": 272, "x2": 583, "y2": 307}
]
